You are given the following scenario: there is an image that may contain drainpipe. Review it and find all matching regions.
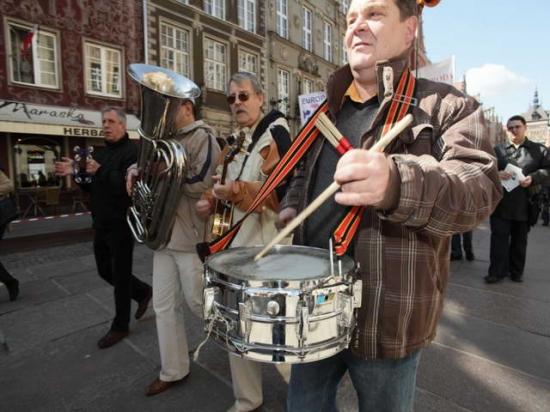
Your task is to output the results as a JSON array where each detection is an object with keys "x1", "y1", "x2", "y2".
[{"x1": 142, "y1": 0, "x2": 149, "y2": 64}]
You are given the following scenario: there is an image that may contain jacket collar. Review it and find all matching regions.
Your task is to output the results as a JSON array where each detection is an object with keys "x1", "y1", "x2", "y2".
[
  {"x1": 176, "y1": 119, "x2": 209, "y2": 135},
  {"x1": 326, "y1": 53, "x2": 410, "y2": 117},
  {"x1": 105, "y1": 133, "x2": 129, "y2": 148}
]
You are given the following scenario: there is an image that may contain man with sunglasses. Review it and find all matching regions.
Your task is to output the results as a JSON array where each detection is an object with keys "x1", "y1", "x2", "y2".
[
  {"x1": 487, "y1": 115, "x2": 550, "y2": 283},
  {"x1": 196, "y1": 71, "x2": 292, "y2": 412}
]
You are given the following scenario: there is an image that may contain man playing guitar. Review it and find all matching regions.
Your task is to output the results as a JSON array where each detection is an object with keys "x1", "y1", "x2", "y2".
[{"x1": 195, "y1": 71, "x2": 292, "y2": 412}]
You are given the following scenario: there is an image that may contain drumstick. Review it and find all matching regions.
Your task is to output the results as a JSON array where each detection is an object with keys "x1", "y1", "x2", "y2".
[{"x1": 254, "y1": 113, "x2": 413, "y2": 262}]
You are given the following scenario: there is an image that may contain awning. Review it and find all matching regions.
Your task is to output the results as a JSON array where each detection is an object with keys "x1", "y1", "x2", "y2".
[{"x1": 0, "y1": 99, "x2": 140, "y2": 139}]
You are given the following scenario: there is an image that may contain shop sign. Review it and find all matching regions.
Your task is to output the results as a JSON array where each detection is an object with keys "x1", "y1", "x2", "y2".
[
  {"x1": 63, "y1": 127, "x2": 104, "y2": 137},
  {"x1": 0, "y1": 99, "x2": 99, "y2": 126}
]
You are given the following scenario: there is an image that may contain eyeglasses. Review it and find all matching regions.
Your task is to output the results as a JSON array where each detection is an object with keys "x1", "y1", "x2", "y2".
[
  {"x1": 507, "y1": 125, "x2": 523, "y2": 131},
  {"x1": 227, "y1": 91, "x2": 250, "y2": 105}
]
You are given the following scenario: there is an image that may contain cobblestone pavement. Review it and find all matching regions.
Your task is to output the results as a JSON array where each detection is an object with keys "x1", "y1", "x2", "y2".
[{"x1": 1, "y1": 220, "x2": 549, "y2": 411}]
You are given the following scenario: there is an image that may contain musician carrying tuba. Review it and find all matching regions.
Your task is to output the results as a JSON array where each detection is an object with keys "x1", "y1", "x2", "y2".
[
  {"x1": 126, "y1": 64, "x2": 221, "y2": 250},
  {"x1": 126, "y1": 64, "x2": 222, "y2": 396}
]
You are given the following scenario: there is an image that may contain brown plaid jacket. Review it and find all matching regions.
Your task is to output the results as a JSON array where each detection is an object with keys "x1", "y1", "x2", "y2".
[{"x1": 281, "y1": 56, "x2": 503, "y2": 359}]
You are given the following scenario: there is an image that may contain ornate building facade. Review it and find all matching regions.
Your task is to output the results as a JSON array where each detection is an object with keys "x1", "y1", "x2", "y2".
[
  {"x1": 0, "y1": 0, "x2": 143, "y2": 189},
  {"x1": 1, "y1": 0, "x2": 434, "y2": 189}
]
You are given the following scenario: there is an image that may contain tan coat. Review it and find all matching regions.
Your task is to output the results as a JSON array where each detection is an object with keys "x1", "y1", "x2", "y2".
[
  {"x1": 0, "y1": 171, "x2": 14, "y2": 199},
  {"x1": 165, "y1": 121, "x2": 221, "y2": 253}
]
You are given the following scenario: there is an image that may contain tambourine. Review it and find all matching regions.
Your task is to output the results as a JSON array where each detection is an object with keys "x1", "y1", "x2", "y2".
[{"x1": 73, "y1": 146, "x2": 94, "y2": 184}]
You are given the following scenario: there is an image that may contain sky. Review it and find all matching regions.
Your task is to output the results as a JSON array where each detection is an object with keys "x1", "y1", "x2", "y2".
[{"x1": 421, "y1": 0, "x2": 550, "y2": 122}]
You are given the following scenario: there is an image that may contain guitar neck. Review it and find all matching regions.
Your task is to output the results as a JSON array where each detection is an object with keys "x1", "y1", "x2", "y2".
[{"x1": 219, "y1": 164, "x2": 228, "y2": 186}]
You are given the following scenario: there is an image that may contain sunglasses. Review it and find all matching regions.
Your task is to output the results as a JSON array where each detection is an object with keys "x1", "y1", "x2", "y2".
[
  {"x1": 227, "y1": 91, "x2": 251, "y2": 105},
  {"x1": 507, "y1": 125, "x2": 522, "y2": 131}
]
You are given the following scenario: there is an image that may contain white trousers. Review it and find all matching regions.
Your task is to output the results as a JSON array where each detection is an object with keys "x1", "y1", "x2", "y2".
[
  {"x1": 230, "y1": 355, "x2": 291, "y2": 411},
  {"x1": 153, "y1": 249, "x2": 203, "y2": 382}
]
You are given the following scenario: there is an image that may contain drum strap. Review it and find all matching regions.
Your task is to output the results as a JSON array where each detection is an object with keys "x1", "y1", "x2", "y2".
[
  {"x1": 197, "y1": 69, "x2": 416, "y2": 261},
  {"x1": 333, "y1": 68, "x2": 416, "y2": 255}
]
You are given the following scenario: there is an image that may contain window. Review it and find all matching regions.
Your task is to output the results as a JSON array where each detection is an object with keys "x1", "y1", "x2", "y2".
[
  {"x1": 85, "y1": 42, "x2": 122, "y2": 97},
  {"x1": 302, "y1": 7, "x2": 312, "y2": 52},
  {"x1": 239, "y1": 50, "x2": 258, "y2": 75},
  {"x1": 204, "y1": 38, "x2": 227, "y2": 91},
  {"x1": 276, "y1": 0, "x2": 288, "y2": 39},
  {"x1": 204, "y1": 0, "x2": 225, "y2": 19},
  {"x1": 342, "y1": 35, "x2": 348, "y2": 65},
  {"x1": 13, "y1": 137, "x2": 61, "y2": 189},
  {"x1": 342, "y1": 0, "x2": 349, "y2": 15},
  {"x1": 302, "y1": 78, "x2": 314, "y2": 95},
  {"x1": 178, "y1": 0, "x2": 189, "y2": 3},
  {"x1": 160, "y1": 23, "x2": 190, "y2": 76},
  {"x1": 8, "y1": 23, "x2": 59, "y2": 88},
  {"x1": 324, "y1": 22, "x2": 332, "y2": 62},
  {"x1": 277, "y1": 68, "x2": 290, "y2": 117},
  {"x1": 238, "y1": 0, "x2": 256, "y2": 33}
]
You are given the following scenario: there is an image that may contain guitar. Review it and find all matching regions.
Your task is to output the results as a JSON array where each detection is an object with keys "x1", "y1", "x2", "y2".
[{"x1": 211, "y1": 131, "x2": 246, "y2": 238}]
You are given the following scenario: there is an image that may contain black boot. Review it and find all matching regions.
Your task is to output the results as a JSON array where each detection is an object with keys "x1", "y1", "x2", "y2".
[{"x1": 7, "y1": 279, "x2": 19, "y2": 302}]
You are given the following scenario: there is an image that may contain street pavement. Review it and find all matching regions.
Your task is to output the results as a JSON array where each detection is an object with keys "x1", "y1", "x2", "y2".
[{"x1": 0, "y1": 216, "x2": 549, "y2": 412}]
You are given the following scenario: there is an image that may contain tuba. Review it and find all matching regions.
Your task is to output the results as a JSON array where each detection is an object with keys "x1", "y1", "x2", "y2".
[{"x1": 127, "y1": 63, "x2": 200, "y2": 250}]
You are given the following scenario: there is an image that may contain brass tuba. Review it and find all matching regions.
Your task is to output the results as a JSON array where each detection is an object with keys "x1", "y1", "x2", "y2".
[{"x1": 127, "y1": 63, "x2": 200, "y2": 249}]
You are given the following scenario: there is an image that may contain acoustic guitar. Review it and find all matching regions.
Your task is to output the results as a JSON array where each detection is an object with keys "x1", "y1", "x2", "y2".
[{"x1": 211, "y1": 131, "x2": 246, "y2": 238}]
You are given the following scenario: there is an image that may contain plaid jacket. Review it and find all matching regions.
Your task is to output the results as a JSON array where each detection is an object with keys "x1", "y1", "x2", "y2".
[{"x1": 281, "y1": 56, "x2": 503, "y2": 359}]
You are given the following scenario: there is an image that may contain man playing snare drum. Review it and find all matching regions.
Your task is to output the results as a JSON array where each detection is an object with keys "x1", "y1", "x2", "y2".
[
  {"x1": 196, "y1": 71, "x2": 292, "y2": 412},
  {"x1": 276, "y1": 0, "x2": 503, "y2": 411}
]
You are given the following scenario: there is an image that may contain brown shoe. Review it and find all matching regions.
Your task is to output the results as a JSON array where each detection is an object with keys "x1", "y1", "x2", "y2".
[
  {"x1": 135, "y1": 288, "x2": 152, "y2": 320},
  {"x1": 144, "y1": 377, "x2": 185, "y2": 396},
  {"x1": 97, "y1": 330, "x2": 128, "y2": 349}
]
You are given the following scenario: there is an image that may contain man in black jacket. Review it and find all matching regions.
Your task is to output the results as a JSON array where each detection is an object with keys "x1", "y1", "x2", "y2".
[
  {"x1": 487, "y1": 115, "x2": 550, "y2": 283},
  {"x1": 56, "y1": 108, "x2": 152, "y2": 347}
]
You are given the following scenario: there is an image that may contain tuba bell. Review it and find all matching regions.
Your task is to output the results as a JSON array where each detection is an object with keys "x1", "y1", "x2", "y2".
[{"x1": 127, "y1": 63, "x2": 200, "y2": 249}]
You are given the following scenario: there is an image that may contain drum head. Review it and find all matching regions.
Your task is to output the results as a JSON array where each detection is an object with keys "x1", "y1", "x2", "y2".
[{"x1": 207, "y1": 245, "x2": 355, "y2": 281}]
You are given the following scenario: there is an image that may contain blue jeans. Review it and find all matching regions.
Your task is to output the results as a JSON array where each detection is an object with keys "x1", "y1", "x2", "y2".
[{"x1": 287, "y1": 348, "x2": 422, "y2": 412}]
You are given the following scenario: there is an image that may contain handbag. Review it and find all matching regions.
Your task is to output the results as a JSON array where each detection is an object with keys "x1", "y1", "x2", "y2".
[{"x1": 0, "y1": 194, "x2": 20, "y2": 227}]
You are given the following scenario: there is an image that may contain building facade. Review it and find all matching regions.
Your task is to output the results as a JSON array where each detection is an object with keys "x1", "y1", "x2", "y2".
[
  {"x1": 144, "y1": 0, "x2": 266, "y2": 137},
  {"x1": 1, "y1": 0, "x2": 435, "y2": 206},
  {"x1": 0, "y1": 0, "x2": 143, "y2": 189}
]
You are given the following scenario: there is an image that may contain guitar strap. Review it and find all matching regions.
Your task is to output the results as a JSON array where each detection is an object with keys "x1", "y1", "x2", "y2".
[{"x1": 197, "y1": 69, "x2": 416, "y2": 261}]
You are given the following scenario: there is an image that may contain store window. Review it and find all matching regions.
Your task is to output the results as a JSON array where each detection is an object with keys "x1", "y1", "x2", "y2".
[{"x1": 13, "y1": 137, "x2": 61, "y2": 189}]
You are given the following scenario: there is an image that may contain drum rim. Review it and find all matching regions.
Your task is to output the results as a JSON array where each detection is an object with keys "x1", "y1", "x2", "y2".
[{"x1": 206, "y1": 245, "x2": 356, "y2": 282}]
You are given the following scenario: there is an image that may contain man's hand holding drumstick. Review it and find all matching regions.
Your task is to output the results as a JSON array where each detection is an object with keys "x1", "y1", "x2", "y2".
[{"x1": 258, "y1": 114, "x2": 412, "y2": 261}]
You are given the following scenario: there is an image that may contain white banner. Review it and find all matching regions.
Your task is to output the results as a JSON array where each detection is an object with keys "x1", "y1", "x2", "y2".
[
  {"x1": 298, "y1": 91, "x2": 327, "y2": 126},
  {"x1": 414, "y1": 56, "x2": 455, "y2": 86}
]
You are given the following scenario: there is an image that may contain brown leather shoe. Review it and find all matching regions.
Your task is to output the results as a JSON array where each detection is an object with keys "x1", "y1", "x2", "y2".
[
  {"x1": 97, "y1": 330, "x2": 128, "y2": 349},
  {"x1": 144, "y1": 377, "x2": 185, "y2": 396},
  {"x1": 135, "y1": 288, "x2": 152, "y2": 320}
]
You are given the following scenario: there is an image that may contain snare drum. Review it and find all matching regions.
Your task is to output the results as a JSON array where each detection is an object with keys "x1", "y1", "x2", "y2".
[{"x1": 203, "y1": 245, "x2": 361, "y2": 363}]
